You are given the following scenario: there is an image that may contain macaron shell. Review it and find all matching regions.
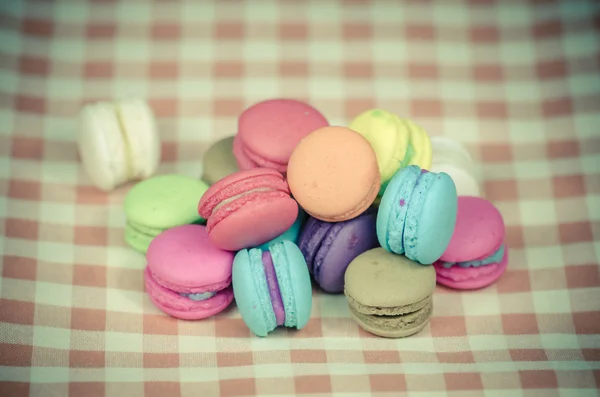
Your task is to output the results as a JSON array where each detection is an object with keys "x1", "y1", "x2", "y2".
[
  {"x1": 430, "y1": 135, "x2": 474, "y2": 170},
  {"x1": 125, "y1": 175, "x2": 209, "y2": 229},
  {"x1": 201, "y1": 136, "x2": 239, "y2": 185},
  {"x1": 238, "y1": 99, "x2": 329, "y2": 165},
  {"x1": 287, "y1": 126, "x2": 380, "y2": 222},
  {"x1": 145, "y1": 267, "x2": 234, "y2": 320},
  {"x1": 270, "y1": 241, "x2": 312, "y2": 330},
  {"x1": 313, "y1": 212, "x2": 379, "y2": 293},
  {"x1": 77, "y1": 102, "x2": 125, "y2": 191},
  {"x1": 232, "y1": 134, "x2": 259, "y2": 170},
  {"x1": 408, "y1": 171, "x2": 458, "y2": 264},
  {"x1": 146, "y1": 225, "x2": 234, "y2": 292},
  {"x1": 404, "y1": 117, "x2": 432, "y2": 171},
  {"x1": 435, "y1": 246, "x2": 509, "y2": 290},
  {"x1": 208, "y1": 196, "x2": 298, "y2": 251},
  {"x1": 441, "y1": 196, "x2": 505, "y2": 263},
  {"x1": 118, "y1": 98, "x2": 160, "y2": 180},
  {"x1": 125, "y1": 223, "x2": 155, "y2": 253},
  {"x1": 430, "y1": 163, "x2": 480, "y2": 197},
  {"x1": 376, "y1": 165, "x2": 420, "y2": 253},
  {"x1": 258, "y1": 209, "x2": 305, "y2": 251}
]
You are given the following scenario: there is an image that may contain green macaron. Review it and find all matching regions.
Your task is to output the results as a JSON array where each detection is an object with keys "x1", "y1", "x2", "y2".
[{"x1": 124, "y1": 174, "x2": 209, "y2": 253}]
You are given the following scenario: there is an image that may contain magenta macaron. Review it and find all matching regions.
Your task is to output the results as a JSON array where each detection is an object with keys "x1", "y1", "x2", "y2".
[
  {"x1": 144, "y1": 224, "x2": 234, "y2": 320},
  {"x1": 433, "y1": 196, "x2": 508, "y2": 290},
  {"x1": 233, "y1": 99, "x2": 329, "y2": 173}
]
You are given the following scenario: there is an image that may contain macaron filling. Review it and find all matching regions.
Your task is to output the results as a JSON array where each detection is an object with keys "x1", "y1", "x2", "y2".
[
  {"x1": 270, "y1": 242, "x2": 298, "y2": 328},
  {"x1": 262, "y1": 251, "x2": 286, "y2": 326},
  {"x1": 210, "y1": 187, "x2": 275, "y2": 215},
  {"x1": 179, "y1": 291, "x2": 217, "y2": 301},
  {"x1": 439, "y1": 245, "x2": 505, "y2": 268}
]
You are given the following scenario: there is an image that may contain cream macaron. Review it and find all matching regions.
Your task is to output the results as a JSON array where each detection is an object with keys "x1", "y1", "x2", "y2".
[
  {"x1": 77, "y1": 98, "x2": 160, "y2": 191},
  {"x1": 429, "y1": 136, "x2": 481, "y2": 197}
]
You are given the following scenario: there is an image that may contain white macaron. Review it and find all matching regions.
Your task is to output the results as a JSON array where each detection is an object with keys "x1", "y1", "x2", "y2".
[
  {"x1": 77, "y1": 98, "x2": 160, "y2": 191},
  {"x1": 429, "y1": 136, "x2": 481, "y2": 197}
]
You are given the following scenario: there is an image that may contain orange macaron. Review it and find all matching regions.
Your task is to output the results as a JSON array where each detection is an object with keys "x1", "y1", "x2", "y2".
[{"x1": 287, "y1": 126, "x2": 380, "y2": 222}]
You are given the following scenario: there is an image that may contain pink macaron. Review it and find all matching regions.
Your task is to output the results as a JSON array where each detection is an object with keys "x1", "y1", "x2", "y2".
[
  {"x1": 144, "y1": 225, "x2": 234, "y2": 320},
  {"x1": 233, "y1": 99, "x2": 329, "y2": 173},
  {"x1": 433, "y1": 196, "x2": 508, "y2": 290},
  {"x1": 198, "y1": 168, "x2": 299, "y2": 251}
]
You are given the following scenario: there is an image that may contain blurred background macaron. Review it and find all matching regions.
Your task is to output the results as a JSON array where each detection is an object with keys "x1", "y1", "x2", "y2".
[
  {"x1": 430, "y1": 136, "x2": 481, "y2": 197},
  {"x1": 124, "y1": 174, "x2": 209, "y2": 253},
  {"x1": 349, "y1": 109, "x2": 432, "y2": 198},
  {"x1": 77, "y1": 97, "x2": 160, "y2": 192},
  {"x1": 434, "y1": 196, "x2": 508, "y2": 290},
  {"x1": 232, "y1": 241, "x2": 312, "y2": 337},
  {"x1": 377, "y1": 165, "x2": 457, "y2": 264},
  {"x1": 298, "y1": 210, "x2": 379, "y2": 293},
  {"x1": 144, "y1": 225, "x2": 234, "y2": 320},
  {"x1": 233, "y1": 98, "x2": 329, "y2": 173},
  {"x1": 287, "y1": 126, "x2": 380, "y2": 222},
  {"x1": 344, "y1": 248, "x2": 436, "y2": 338},
  {"x1": 201, "y1": 136, "x2": 238, "y2": 185}
]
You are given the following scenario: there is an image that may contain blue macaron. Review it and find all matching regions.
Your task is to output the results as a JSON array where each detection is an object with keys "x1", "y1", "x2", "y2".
[
  {"x1": 232, "y1": 240, "x2": 312, "y2": 337},
  {"x1": 377, "y1": 165, "x2": 457, "y2": 264}
]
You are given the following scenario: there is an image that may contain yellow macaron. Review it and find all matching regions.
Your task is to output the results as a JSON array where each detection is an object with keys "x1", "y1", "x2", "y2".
[{"x1": 349, "y1": 109, "x2": 432, "y2": 196}]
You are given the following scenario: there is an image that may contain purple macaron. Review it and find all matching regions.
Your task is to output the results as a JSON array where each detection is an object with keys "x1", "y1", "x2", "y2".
[{"x1": 298, "y1": 210, "x2": 379, "y2": 293}]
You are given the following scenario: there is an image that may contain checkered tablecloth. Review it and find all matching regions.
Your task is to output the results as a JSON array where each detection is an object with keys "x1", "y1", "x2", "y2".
[{"x1": 1, "y1": 0, "x2": 599, "y2": 396}]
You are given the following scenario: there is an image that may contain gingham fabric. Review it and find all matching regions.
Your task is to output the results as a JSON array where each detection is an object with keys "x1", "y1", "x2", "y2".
[{"x1": 1, "y1": 0, "x2": 599, "y2": 396}]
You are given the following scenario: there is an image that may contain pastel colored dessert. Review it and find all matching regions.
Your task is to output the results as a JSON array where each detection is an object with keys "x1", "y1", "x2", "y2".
[
  {"x1": 198, "y1": 168, "x2": 298, "y2": 251},
  {"x1": 287, "y1": 126, "x2": 380, "y2": 222},
  {"x1": 232, "y1": 241, "x2": 312, "y2": 337},
  {"x1": 233, "y1": 99, "x2": 329, "y2": 173},
  {"x1": 124, "y1": 174, "x2": 209, "y2": 253},
  {"x1": 377, "y1": 165, "x2": 457, "y2": 265},
  {"x1": 144, "y1": 225, "x2": 234, "y2": 320},
  {"x1": 77, "y1": 98, "x2": 160, "y2": 191},
  {"x1": 430, "y1": 136, "x2": 481, "y2": 197},
  {"x1": 344, "y1": 248, "x2": 436, "y2": 338},
  {"x1": 201, "y1": 136, "x2": 239, "y2": 185},
  {"x1": 349, "y1": 109, "x2": 432, "y2": 197},
  {"x1": 434, "y1": 196, "x2": 508, "y2": 290},
  {"x1": 257, "y1": 209, "x2": 307, "y2": 251},
  {"x1": 298, "y1": 210, "x2": 379, "y2": 293}
]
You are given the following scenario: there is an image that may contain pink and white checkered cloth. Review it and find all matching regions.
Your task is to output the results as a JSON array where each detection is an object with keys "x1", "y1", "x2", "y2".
[{"x1": 1, "y1": 0, "x2": 599, "y2": 396}]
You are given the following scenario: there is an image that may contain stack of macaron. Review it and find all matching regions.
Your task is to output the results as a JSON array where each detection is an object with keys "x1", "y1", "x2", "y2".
[{"x1": 77, "y1": 97, "x2": 508, "y2": 339}]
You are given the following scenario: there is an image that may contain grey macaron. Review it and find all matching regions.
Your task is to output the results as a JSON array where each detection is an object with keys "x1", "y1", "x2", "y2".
[
  {"x1": 201, "y1": 136, "x2": 238, "y2": 185},
  {"x1": 344, "y1": 247, "x2": 436, "y2": 338}
]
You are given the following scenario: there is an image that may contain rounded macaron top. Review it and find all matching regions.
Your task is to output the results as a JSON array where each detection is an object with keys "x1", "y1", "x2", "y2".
[
  {"x1": 344, "y1": 247, "x2": 436, "y2": 308},
  {"x1": 237, "y1": 98, "x2": 329, "y2": 166},
  {"x1": 440, "y1": 196, "x2": 505, "y2": 263},
  {"x1": 146, "y1": 224, "x2": 234, "y2": 292},
  {"x1": 198, "y1": 168, "x2": 290, "y2": 219},
  {"x1": 201, "y1": 136, "x2": 238, "y2": 184},
  {"x1": 287, "y1": 126, "x2": 380, "y2": 222},
  {"x1": 125, "y1": 174, "x2": 209, "y2": 229}
]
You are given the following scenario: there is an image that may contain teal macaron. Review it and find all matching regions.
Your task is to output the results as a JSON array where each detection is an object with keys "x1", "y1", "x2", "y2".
[
  {"x1": 377, "y1": 165, "x2": 457, "y2": 264},
  {"x1": 232, "y1": 241, "x2": 312, "y2": 337},
  {"x1": 124, "y1": 174, "x2": 209, "y2": 253}
]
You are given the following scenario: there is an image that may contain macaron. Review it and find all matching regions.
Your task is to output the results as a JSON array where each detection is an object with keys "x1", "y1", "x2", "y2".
[
  {"x1": 77, "y1": 97, "x2": 160, "y2": 191},
  {"x1": 233, "y1": 99, "x2": 329, "y2": 173},
  {"x1": 349, "y1": 109, "x2": 432, "y2": 197},
  {"x1": 201, "y1": 136, "x2": 239, "y2": 185},
  {"x1": 124, "y1": 174, "x2": 209, "y2": 253},
  {"x1": 198, "y1": 168, "x2": 298, "y2": 251},
  {"x1": 434, "y1": 196, "x2": 508, "y2": 290},
  {"x1": 344, "y1": 248, "x2": 436, "y2": 338},
  {"x1": 377, "y1": 165, "x2": 457, "y2": 264},
  {"x1": 298, "y1": 210, "x2": 379, "y2": 293},
  {"x1": 232, "y1": 241, "x2": 312, "y2": 337},
  {"x1": 257, "y1": 208, "x2": 307, "y2": 251},
  {"x1": 144, "y1": 225, "x2": 234, "y2": 320},
  {"x1": 287, "y1": 126, "x2": 380, "y2": 222},
  {"x1": 430, "y1": 136, "x2": 481, "y2": 197}
]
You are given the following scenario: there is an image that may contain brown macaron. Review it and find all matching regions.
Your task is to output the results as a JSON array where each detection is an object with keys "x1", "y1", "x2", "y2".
[
  {"x1": 201, "y1": 136, "x2": 239, "y2": 185},
  {"x1": 344, "y1": 247, "x2": 436, "y2": 338}
]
